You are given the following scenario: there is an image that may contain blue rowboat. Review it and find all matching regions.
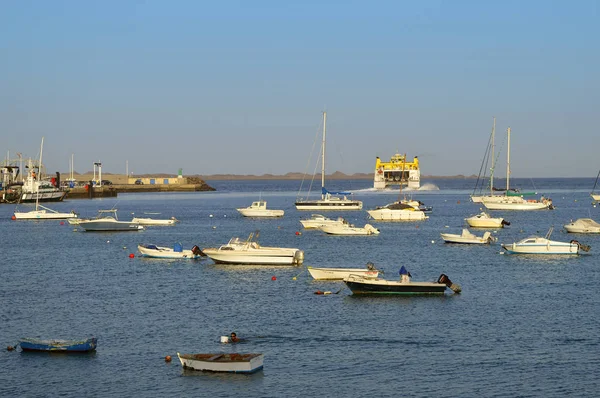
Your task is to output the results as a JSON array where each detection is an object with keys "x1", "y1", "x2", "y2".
[{"x1": 19, "y1": 337, "x2": 97, "y2": 352}]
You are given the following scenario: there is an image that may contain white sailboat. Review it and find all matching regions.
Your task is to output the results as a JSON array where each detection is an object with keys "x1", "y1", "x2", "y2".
[
  {"x1": 295, "y1": 112, "x2": 362, "y2": 210},
  {"x1": 591, "y1": 170, "x2": 600, "y2": 201},
  {"x1": 481, "y1": 128, "x2": 553, "y2": 211},
  {"x1": 13, "y1": 138, "x2": 78, "y2": 220}
]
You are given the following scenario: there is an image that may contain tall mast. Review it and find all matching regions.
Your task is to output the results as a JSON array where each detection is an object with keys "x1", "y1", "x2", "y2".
[
  {"x1": 506, "y1": 127, "x2": 511, "y2": 192},
  {"x1": 321, "y1": 111, "x2": 326, "y2": 200},
  {"x1": 36, "y1": 137, "x2": 44, "y2": 209},
  {"x1": 490, "y1": 117, "x2": 495, "y2": 195}
]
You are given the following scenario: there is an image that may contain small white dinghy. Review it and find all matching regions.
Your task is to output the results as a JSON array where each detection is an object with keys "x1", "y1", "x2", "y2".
[
  {"x1": 564, "y1": 218, "x2": 600, "y2": 234},
  {"x1": 137, "y1": 243, "x2": 206, "y2": 259},
  {"x1": 308, "y1": 262, "x2": 380, "y2": 280},
  {"x1": 440, "y1": 229, "x2": 496, "y2": 244},
  {"x1": 237, "y1": 200, "x2": 284, "y2": 217},
  {"x1": 465, "y1": 212, "x2": 509, "y2": 228},
  {"x1": 131, "y1": 216, "x2": 178, "y2": 226},
  {"x1": 177, "y1": 352, "x2": 264, "y2": 373},
  {"x1": 300, "y1": 214, "x2": 346, "y2": 229},
  {"x1": 319, "y1": 223, "x2": 380, "y2": 235}
]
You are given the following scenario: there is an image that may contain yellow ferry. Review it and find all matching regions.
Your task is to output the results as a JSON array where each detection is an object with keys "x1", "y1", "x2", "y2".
[{"x1": 373, "y1": 153, "x2": 420, "y2": 190}]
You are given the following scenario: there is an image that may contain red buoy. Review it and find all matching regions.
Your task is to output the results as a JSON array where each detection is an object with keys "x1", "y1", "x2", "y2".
[
  {"x1": 129, "y1": 253, "x2": 135, "y2": 258},
  {"x1": 60, "y1": 221, "x2": 64, "y2": 225},
  {"x1": 165, "y1": 355, "x2": 172, "y2": 362},
  {"x1": 295, "y1": 231, "x2": 301, "y2": 236},
  {"x1": 271, "y1": 276, "x2": 277, "y2": 281},
  {"x1": 11, "y1": 215, "x2": 16, "y2": 220}
]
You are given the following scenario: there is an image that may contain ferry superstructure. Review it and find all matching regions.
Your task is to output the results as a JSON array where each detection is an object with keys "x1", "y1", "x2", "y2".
[{"x1": 373, "y1": 153, "x2": 420, "y2": 190}]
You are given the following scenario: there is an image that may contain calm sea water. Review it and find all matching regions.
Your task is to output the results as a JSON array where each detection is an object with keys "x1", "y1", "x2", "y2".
[{"x1": 1, "y1": 178, "x2": 599, "y2": 397}]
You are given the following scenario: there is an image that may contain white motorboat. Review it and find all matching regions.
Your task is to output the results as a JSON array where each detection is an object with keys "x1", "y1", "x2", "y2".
[
  {"x1": 295, "y1": 112, "x2": 362, "y2": 211},
  {"x1": 465, "y1": 212, "x2": 509, "y2": 228},
  {"x1": 13, "y1": 205, "x2": 78, "y2": 220},
  {"x1": 501, "y1": 227, "x2": 590, "y2": 254},
  {"x1": 131, "y1": 216, "x2": 178, "y2": 225},
  {"x1": 307, "y1": 263, "x2": 380, "y2": 280},
  {"x1": 78, "y1": 209, "x2": 143, "y2": 232},
  {"x1": 367, "y1": 202, "x2": 428, "y2": 221},
  {"x1": 319, "y1": 223, "x2": 380, "y2": 236},
  {"x1": 482, "y1": 127, "x2": 553, "y2": 211},
  {"x1": 564, "y1": 218, "x2": 600, "y2": 234},
  {"x1": 299, "y1": 214, "x2": 347, "y2": 229},
  {"x1": 237, "y1": 200, "x2": 284, "y2": 217},
  {"x1": 138, "y1": 243, "x2": 205, "y2": 259},
  {"x1": 202, "y1": 231, "x2": 304, "y2": 266},
  {"x1": 440, "y1": 229, "x2": 495, "y2": 244},
  {"x1": 178, "y1": 352, "x2": 264, "y2": 374}
]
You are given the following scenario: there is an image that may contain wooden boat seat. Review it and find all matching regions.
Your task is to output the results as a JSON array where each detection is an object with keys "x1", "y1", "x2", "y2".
[{"x1": 208, "y1": 354, "x2": 224, "y2": 361}]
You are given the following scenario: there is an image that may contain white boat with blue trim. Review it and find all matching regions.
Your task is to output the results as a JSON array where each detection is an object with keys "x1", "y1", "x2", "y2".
[{"x1": 501, "y1": 228, "x2": 590, "y2": 254}]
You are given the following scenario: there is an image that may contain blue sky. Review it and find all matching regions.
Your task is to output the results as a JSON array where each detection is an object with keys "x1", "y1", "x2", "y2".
[{"x1": 1, "y1": 0, "x2": 598, "y2": 177}]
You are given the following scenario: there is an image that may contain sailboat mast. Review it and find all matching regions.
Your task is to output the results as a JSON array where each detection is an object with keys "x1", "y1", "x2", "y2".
[
  {"x1": 36, "y1": 137, "x2": 44, "y2": 208},
  {"x1": 321, "y1": 111, "x2": 326, "y2": 200},
  {"x1": 506, "y1": 127, "x2": 511, "y2": 192},
  {"x1": 490, "y1": 117, "x2": 495, "y2": 195}
]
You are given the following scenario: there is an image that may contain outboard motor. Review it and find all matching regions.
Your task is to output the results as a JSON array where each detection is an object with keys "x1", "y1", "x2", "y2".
[
  {"x1": 191, "y1": 245, "x2": 207, "y2": 257},
  {"x1": 437, "y1": 274, "x2": 461, "y2": 293},
  {"x1": 501, "y1": 219, "x2": 511, "y2": 226},
  {"x1": 366, "y1": 262, "x2": 376, "y2": 271},
  {"x1": 570, "y1": 240, "x2": 591, "y2": 253},
  {"x1": 294, "y1": 250, "x2": 304, "y2": 266}
]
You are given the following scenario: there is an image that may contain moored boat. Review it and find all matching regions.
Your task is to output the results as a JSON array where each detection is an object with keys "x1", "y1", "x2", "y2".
[
  {"x1": 202, "y1": 231, "x2": 304, "y2": 266},
  {"x1": 591, "y1": 170, "x2": 600, "y2": 201},
  {"x1": 564, "y1": 218, "x2": 600, "y2": 234},
  {"x1": 319, "y1": 223, "x2": 380, "y2": 236},
  {"x1": 177, "y1": 352, "x2": 264, "y2": 373},
  {"x1": 308, "y1": 263, "x2": 380, "y2": 280},
  {"x1": 367, "y1": 202, "x2": 428, "y2": 221},
  {"x1": 131, "y1": 216, "x2": 178, "y2": 225},
  {"x1": 440, "y1": 228, "x2": 495, "y2": 244},
  {"x1": 78, "y1": 209, "x2": 143, "y2": 232},
  {"x1": 344, "y1": 267, "x2": 461, "y2": 295},
  {"x1": 138, "y1": 243, "x2": 206, "y2": 259},
  {"x1": 237, "y1": 200, "x2": 284, "y2": 217},
  {"x1": 465, "y1": 212, "x2": 509, "y2": 228},
  {"x1": 300, "y1": 214, "x2": 347, "y2": 229},
  {"x1": 501, "y1": 228, "x2": 590, "y2": 254},
  {"x1": 18, "y1": 337, "x2": 97, "y2": 352},
  {"x1": 13, "y1": 205, "x2": 78, "y2": 220}
]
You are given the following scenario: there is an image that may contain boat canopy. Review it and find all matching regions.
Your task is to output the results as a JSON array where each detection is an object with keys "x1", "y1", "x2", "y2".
[
  {"x1": 322, "y1": 187, "x2": 351, "y2": 196},
  {"x1": 174, "y1": 242, "x2": 183, "y2": 252}
]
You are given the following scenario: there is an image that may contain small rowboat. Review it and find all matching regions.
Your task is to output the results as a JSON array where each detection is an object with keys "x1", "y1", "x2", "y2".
[
  {"x1": 308, "y1": 263, "x2": 380, "y2": 281},
  {"x1": 177, "y1": 352, "x2": 264, "y2": 373},
  {"x1": 131, "y1": 217, "x2": 178, "y2": 225},
  {"x1": 19, "y1": 337, "x2": 97, "y2": 352},
  {"x1": 138, "y1": 244, "x2": 206, "y2": 259}
]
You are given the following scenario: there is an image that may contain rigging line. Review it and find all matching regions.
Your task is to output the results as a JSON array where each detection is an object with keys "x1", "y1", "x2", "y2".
[
  {"x1": 472, "y1": 131, "x2": 493, "y2": 195},
  {"x1": 297, "y1": 118, "x2": 323, "y2": 198}
]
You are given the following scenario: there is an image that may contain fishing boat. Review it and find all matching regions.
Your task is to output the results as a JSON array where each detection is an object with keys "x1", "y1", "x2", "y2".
[
  {"x1": 237, "y1": 200, "x2": 284, "y2": 217},
  {"x1": 307, "y1": 263, "x2": 380, "y2": 280},
  {"x1": 177, "y1": 352, "x2": 264, "y2": 373},
  {"x1": 373, "y1": 153, "x2": 420, "y2": 190},
  {"x1": 202, "y1": 231, "x2": 304, "y2": 265},
  {"x1": 367, "y1": 202, "x2": 428, "y2": 221},
  {"x1": 465, "y1": 212, "x2": 509, "y2": 228},
  {"x1": 78, "y1": 209, "x2": 143, "y2": 232},
  {"x1": 138, "y1": 243, "x2": 206, "y2": 259},
  {"x1": 564, "y1": 218, "x2": 600, "y2": 234},
  {"x1": 501, "y1": 227, "x2": 590, "y2": 254},
  {"x1": 344, "y1": 267, "x2": 461, "y2": 295},
  {"x1": 440, "y1": 229, "x2": 495, "y2": 244},
  {"x1": 131, "y1": 216, "x2": 178, "y2": 225},
  {"x1": 319, "y1": 223, "x2": 380, "y2": 235},
  {"x1": 482, "y1": 128, "x2": 553, "y2": 211},
  {"x1": 18, "y1": 337, "x2": 97, "y2": 352},
  {"x1": 591, "y1": 170, "x2": 600, "y2": 201},
  {"x1": 295, "y1": 112, "x2": 362, "y2": 210},
  {"x1": 299, "y1": 214, "x2": 347, "y2": 229}
]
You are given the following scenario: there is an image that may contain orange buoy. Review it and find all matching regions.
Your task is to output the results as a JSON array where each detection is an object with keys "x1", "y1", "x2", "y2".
[
  {"x1": 165, "y1": 355, "x2": 172, "y2": 362},
  {"x1": 129, "y1": 253, "x2": 135, "y2": 258},
  {"x1": 7, "y1": 345, "x2": 14, "y2": 351},
  {"x1": 457, "y1": 200, "x2": 461, "y2": 204},
  {"x1": 295, "y1": 231, "x2": 301, "y2": 236},
  {"x1": 271, "y1": 276, "x2": 277, "y2": 281},
  {"x1": 11, "y1": 215, "x2": 16, "y2": 220}
]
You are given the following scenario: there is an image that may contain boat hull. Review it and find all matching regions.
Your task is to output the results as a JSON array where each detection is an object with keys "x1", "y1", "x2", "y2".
[
  {"x1": 178, "y1": 353, "x2": 264, "y2": 373},
  {"x1": 440, "y1": 234, "x2": 490, "y2": 244},
  {"x1": 344, "y1": 278, "x2": 447, "y2": 295},
  {"x1": 295, "y1": 200, "x2": 362, "y2": 211},
  {"x1": 307, "y1": 267, "x2": 379, "y2": 281},
  {"x1": 19, "y1": 337, "x2": 97, "y2": 352},
  {"x1": 501, "y1": 243, "x2": 579, "y2": 254},
  {"x1": 19, "y1": 190, "x2": 67, "y2": 203},
  {"x1": 465, "y1": 219, "x2": 504, "y2": 228},
  {"x1": 319, "y1": 224, "x2": 379, "y2": 235},
  {"x1": 482, "y1": 200, "x2": 551, "y2": 210},
  {"x1": 367, "y1": 209, "x2": 428, "y2": 221},
  {"x1": 564, "y1": 219, "x2": 600, "y2": 234},
  {"x1": 13, "y1": 210, "x2": 77, "y2": 220},
  {"x1": 202, "y1": 249, "x2": 303, "y2": 266},
  {"x1": 131, "y1": 217, "x2": 177, "y2": 225},
  {"x1": 79, "y1": 220, "x2": 142, "y2": 231},
  {"x1": 237, "y1": 209, "x2": 284, "y2": 217},
  {"x1": 138, "y1": 245, "x2": 202, "y2": 259}
]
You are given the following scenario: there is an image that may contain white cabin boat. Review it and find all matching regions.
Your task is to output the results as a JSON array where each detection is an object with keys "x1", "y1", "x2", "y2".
[
  {"x1": 78, "y1": 210, "x2": 143, "y2": 232},
  {"x1": 295, "y1": 112, "x2": 362, "y2": 211},
  {"x1": 307, "y1": 263, "x2": 379, "y2": 280},
  {"x1": 440, "y1": 229, "x2": 495, "y2": 244},
  {"x1": 319, "y1": 223, "x2": 380, "y2": 236},
  {"x1": 465, "y1": 212, "x2": 509, "y2": 228},
  {"x1": 237, "y1": 200, "x2": 284, "y2": 217},
  {"x1": 202, "y1": 231, "x2": 304, "y2": 266},
  {"x1": 178, "y1": 352, "x2": 264, "y2": 374},
  {"x1": 138, "y1": 244, "x2": 205, "y2": 259},
  {"x1": 299, "y1": 214, "x2": 346, "y2": 229},
  {"x1": 367, "y1": 202, "x2": 428, "y2": 221},
  {"x1": 501, "y1": 228, "x2": 590, "y2": 254},
  {"x1": 564, "y1": 218, "x2": 600, "y2": 234},
  {"x1": 131, "y1": 216, "x2": 178, "y2": 225}
]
